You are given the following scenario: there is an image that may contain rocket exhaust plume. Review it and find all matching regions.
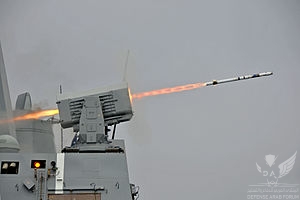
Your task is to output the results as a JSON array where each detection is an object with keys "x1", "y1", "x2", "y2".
[
  {"x1": 131, "y1": 82, "x2": 206, "y2": 99},
  {"x1": 132, "y1": 72, "x2": 273, "y2": 100},
  {"x1": 0, "y1": 72, "x2": 272, "y2": 122},
  {"x1": 0, "y1": 109, "x2": 59, "y2": 124},
  {"x1": 13, "y1": 109, "x2": 59, "y2": 121}
]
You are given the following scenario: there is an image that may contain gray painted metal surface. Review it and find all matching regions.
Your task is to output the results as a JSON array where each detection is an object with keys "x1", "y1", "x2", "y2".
[
  {"x1": 0, "y1": 43, "x2": 136, "y2": 199},
  {"x1": 0, "y1": 43, "x2": 16, "y2": 137},
  {"x1": 14, "y1": 117, "x2": 56, "y2": 153},
  {"x1": 14, "y1": 93, "x2": 56, "y2": 153},
  {"x1": 205, "y1": 72, "x2": 273, "y2": 86},
  {"x1": 0, "y1": 140, "x2": 133, "y2": 200},
  {"x1": 16, "y1": 93, "x2": 32, "y2": 111},
  {"x1": 0, "y1": 43, "x2": 56, "y2": 153}
]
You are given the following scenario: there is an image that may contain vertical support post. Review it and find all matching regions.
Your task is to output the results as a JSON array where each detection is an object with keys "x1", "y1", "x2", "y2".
[
  {"x1": 59, "y1": 85, "x2": 63, "y2": 150},
  {"x1": 78, "y1": 96, "x2": 107, "y2": 144},
  {"x1": 0, "y1": 42, "x2": 16, "y2": 137}
]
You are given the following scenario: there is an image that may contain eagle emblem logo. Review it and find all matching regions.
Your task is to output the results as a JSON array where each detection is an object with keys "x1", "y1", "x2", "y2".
[{"x1": 256, "y1": 151, "x2": 297, "y2": 187}]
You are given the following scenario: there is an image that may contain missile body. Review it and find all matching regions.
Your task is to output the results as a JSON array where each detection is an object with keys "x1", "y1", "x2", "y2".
[{"x1": 205, "y1": 72, "x2": 273, "y2": 86}]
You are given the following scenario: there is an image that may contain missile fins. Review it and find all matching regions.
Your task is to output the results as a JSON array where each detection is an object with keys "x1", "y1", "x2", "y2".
[{"x1": 205, "y1": 72, "x2": 273, "y2": 86}]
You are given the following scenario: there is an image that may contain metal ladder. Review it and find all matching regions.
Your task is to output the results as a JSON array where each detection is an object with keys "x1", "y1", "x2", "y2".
[{"x1": 36, "y1": 170, "x2": 47, "y2": 200}]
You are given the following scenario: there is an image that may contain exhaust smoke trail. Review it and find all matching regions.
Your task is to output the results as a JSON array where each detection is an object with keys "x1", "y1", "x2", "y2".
[
  {"x1": 13, "y1": 109, "x2": 59, "y2": 121},
  {"x1": 131, "y1": 72, "x2": 273, "y2": 99},
  {"x1": 0, "y1": 109, "x2": 59, "y2": 124},
  {"x1": 4, "y1": 83, "x2": 206, "y2": 122},
  {"x1": 131, "y1": 82, "x2": 206, "y2": 99},
  {"x1": 1, "y1": 71, "x2": 272, "y2": 122}
]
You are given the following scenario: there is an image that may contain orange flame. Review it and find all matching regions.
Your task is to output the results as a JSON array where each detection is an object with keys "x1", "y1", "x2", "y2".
[
  {"x1": 131, "y1": 82, "x2": 206, "y2": 99},
  {"x1": 0, "y1": 109, "x2": 59, "y2": 124},
  {"x1": 0, "y1": 82, "x2": 206, "y2": 123},
  {"x1": 13, "y1": 109, "x2": 59, "y2": 121}
]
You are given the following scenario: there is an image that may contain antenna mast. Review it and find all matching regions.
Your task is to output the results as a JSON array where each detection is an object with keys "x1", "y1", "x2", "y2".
[
  {"x1": 59, "y1": 85, "x2": 63, "y2": 150},
  {"x1": 122, "y1": 50, "x2": 130, "y2": 82}
]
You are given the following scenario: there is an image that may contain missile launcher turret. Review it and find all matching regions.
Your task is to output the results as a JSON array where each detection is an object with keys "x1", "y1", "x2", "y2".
[
  {"x1": 0, "y1": 43, "x2": 139, "y2": 200},
  {"x1": 0, "y1": 41, "x2": 273, "y2": 200}
]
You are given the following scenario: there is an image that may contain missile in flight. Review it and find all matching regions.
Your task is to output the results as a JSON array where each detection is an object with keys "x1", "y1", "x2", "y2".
[{"x1": 205, "y1": 72, "x2": 273, "y2": 86}]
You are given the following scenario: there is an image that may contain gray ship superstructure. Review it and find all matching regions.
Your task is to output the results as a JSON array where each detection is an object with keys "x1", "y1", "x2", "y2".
[
  {"x1": 0, "y1": 43, "x2": 138, "y2": 200},
  {"x1": 0, "y1": 42, "x2": 273, "y2": 200}
]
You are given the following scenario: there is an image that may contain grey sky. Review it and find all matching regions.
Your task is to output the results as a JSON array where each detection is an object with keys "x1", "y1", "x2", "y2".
[{"x1": 0, "y1": 1, "x2": 300, "y2": 199}]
